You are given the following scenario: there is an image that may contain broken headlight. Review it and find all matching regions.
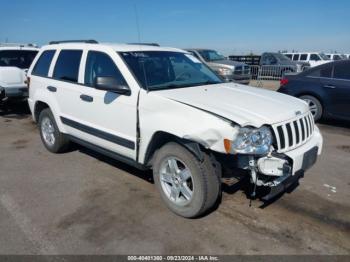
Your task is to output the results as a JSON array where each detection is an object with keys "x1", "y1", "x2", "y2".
[{"x1": 231, "y1": 126, "x2": 272, "y2": 155}]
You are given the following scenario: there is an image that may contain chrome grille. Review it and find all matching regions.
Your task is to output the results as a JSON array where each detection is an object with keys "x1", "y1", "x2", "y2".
[{"x1": 272, "y1": 112, "x2": 315, "y2": 153}]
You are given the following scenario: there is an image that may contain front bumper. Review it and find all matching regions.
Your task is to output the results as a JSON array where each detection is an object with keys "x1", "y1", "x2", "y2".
[
  {"x1": 240, "y1": 126, "x2": 322, "y2": 187},
  {"x1": 0, "y1": 86, "x2": 28, "y2": 100}
]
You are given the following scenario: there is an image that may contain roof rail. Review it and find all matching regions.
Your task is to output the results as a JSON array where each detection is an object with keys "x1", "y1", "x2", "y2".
[
  {"x1": 128, "y1": 43, "x2": 160, "y2": 47},
  {"x1": 0, "y1": 43, "x2": 38, "y2": 47},
  {"x1": 49, "y1": 40, "x2": 98, "y2": 45}
]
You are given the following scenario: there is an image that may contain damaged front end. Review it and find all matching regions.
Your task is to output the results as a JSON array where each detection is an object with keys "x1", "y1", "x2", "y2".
[{"x1": 218, "y1": 121, "x2": 321, "y2": 201}]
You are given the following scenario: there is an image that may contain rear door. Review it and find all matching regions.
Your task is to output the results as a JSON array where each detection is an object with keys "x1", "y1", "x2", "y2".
[{"x1": 321, "y1": 61, "x2": 350, "y2": 119}]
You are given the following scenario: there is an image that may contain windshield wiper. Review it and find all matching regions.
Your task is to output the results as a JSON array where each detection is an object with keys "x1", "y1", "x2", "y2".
[{"x1": 148, "y1": 81, "x2": 221, "y2": 91}]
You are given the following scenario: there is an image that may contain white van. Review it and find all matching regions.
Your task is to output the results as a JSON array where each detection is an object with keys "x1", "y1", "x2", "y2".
[
  {"x1": 325, "y1": 53, "x2": 347, "y2": 61},
  {"x1": 282, "y1": 52, "x2": 331, "y2": 67}
]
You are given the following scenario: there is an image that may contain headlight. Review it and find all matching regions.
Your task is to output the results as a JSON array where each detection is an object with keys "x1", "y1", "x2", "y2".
[
  {"x1": 225, "y1": 126, "x2": 273, "y2": 155},
  {"x1": 217, "y1": 67, "x2": 233, "y2": 75}
]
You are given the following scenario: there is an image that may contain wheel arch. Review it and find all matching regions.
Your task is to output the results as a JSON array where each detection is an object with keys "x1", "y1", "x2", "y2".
[
  {"x1": 34, "y1": 100, "x2": 50, "y2": 122},
  {"x1": 143, "y1": 131, "x2": 205, "y2": 167}
]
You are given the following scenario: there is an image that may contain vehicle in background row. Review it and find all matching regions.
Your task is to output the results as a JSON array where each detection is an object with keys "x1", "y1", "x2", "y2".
[
  {"x1": 185, "y1": 49, "x2": 251, "y2": 84},
  {"x1": 0, "y1": 43, "x2": 39, "y2": 103},
  {"x1": 282, "y1": 52, "x2": 331, "y2": 67},
  {"x1": 229, "y1": 52, "x2": 309, "y2": 80},
  {"x1": 28, "y1": 40, "x2": 322, "y2": 218},
  {"x1": 325, "y1": 53, "x2": 347, "y2": 61},
  {"x1": 278, "y1": 60, "x2": 350, "y2": 122}
]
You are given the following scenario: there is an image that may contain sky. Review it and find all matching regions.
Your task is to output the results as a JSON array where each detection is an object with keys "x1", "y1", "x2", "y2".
[{"x1": 1, "y1": 0, "x2": 349, "y2": 55}]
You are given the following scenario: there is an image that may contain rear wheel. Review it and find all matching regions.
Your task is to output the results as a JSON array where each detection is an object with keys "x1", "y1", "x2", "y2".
[
  {"x1": 38, "y1": 108, "x2": 70, "y2": 153},
  {"x1": 299, "y1": 95, "x2": 323, "y2": 121},
  {"x1": 153, "y1": 142, "x2": 221, "y2": 218}
]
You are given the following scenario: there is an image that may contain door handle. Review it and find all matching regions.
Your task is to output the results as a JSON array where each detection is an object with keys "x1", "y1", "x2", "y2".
[
  {"x1": 47, "y1": 86, "x2": 57, "y2": 92},
  {"x1": 324, "y1": 84, "x2": 336, "y2": 89},
  {"x1": 80, "y1": 94, "x2": 93, "y2": 102}
]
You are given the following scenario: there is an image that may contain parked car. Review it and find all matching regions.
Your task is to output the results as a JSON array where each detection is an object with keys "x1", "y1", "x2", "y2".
[
  {"x1": 229, "y1": 52, "x2": 309, "y2": 79},
  {"x1": 278, "y1": 60, "x2": 350, "y2": 122},
  {"x1": 0, "y1": 43, "x2": 39, "y2": 103},
  {"x1": 325, "y1": 53, "x2": 347, "y2": 61},
  {"x1": 185, "y1": 49, "x2": 251, "y2": 84},
  {"x1": 27, "y1": 40, "x2": 323, "y2": 218},
  {"x1": 282, "y1": 52, "x2": 331, "y2": 67}
]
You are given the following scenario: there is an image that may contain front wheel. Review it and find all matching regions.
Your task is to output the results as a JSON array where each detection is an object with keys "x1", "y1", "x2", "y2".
[
  {"x1": 299, "y1": 95, "x2": 323, "y2": 121},
  {"x1": 153, "y1": 142, "x2": 221, "y2": 218}
]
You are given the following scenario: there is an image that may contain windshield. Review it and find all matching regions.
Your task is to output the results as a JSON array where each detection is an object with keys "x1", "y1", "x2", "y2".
[
  {"x1": 197, "y1": 50, "x2": 226, "y2": 62},
  {"x1": 319, "y1": 53, "x2": 330, "y2": 60},
  {"x1": 120, "y1": 51, "x2": 222, "y2": 90},
  {"x1": 0, "y1": 50, "x2": 38, "y2": 69},
  {"x1": 275, "y1": 53, "x2": 291, "y2": 61}
]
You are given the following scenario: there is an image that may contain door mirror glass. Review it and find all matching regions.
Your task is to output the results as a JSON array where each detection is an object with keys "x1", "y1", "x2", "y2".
[{"x1": 94, "y1": 76, "x2": 130, "y2": 95}]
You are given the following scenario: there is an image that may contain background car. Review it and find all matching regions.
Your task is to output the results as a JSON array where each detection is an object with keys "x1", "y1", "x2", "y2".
[
  {"x1": 185, "y1": 48, "x2": 251, "y2": 84},
  {"x1": 278, "y1": 60, "x2": 350, "y2": 122},
  {"x1": 325, "y1": 53, "x2": 347, "y2": 61},
  {"x1": 0, "y1": 43, "x2": 39, "y2": 103},
  {"x1": 282, "y1": 52, "x2": 331, "y2": 67}
]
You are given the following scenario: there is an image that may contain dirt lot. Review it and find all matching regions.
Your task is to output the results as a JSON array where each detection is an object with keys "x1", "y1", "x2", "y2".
[{"x1": 0, "y1": 102, "x2": 349, "y2": 255}]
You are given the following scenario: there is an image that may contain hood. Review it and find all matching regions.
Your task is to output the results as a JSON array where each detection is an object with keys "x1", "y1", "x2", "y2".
[
  {"x1": 153, "y1": 83, "x2": 309, "y2": 127},
  {"x1": 208, "y1": 59, "x2": 246, "y2": 69}
]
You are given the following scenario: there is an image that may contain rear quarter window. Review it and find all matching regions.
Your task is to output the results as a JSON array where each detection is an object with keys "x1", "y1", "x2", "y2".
[
  {"x1": 53, "y1": 50, "x2": 83, "y2": 83},
  {"x1": 32, "y1": 50, "x2": 56, "y2": 77},
  {"x1": 308, "y1": 64, "x2": 332, "y2": 78}
]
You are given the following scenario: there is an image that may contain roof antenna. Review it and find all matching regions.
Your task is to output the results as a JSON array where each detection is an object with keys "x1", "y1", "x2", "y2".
[{"x1": 133, "y1": 3, "x2": 149, "y2": 92}]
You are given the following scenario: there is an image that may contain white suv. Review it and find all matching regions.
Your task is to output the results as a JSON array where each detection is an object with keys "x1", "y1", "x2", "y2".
[
  {"x1": 283, "y1": 52, "x2": 331, "y2": 67},
  {"x1": 27, "y1": 40, "x2": 323, "y2": 218},
  {"x1": 0, "y1": 43, "x2": 39, "y2": 103}
]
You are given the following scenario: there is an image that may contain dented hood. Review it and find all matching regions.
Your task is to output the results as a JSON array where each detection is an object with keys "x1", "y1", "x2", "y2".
[{"x1": 153, "y1": 83, "x2": 309, "y2": 127}]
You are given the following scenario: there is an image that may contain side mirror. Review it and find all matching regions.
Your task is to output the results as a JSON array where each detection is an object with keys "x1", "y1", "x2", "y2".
[{"x1": 94, "y1": 76, "x2": 130, "y2": 95}]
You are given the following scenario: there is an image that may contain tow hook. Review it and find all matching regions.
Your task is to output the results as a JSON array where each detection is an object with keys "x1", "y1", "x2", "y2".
[{"x1": 249, "y1": 156, "x2": 259, "y2": 206}]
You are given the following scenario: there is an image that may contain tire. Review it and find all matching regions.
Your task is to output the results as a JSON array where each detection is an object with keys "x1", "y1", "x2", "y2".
[
  {"x1": 153, "y1": 142, "x2": 221, "y2": 218},
  {"x1": 299, "y1": 95, "x2": 323, "y2": 122},
  {"x1": 38, "y1": 108, "x2": 70, "y2": 153}
]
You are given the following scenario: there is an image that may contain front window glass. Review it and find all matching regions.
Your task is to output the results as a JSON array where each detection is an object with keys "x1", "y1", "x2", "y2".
[
  {"x1": 85, "y1": 51, "x2": 127, "y2": 87},
  {"x1": 197, "y1": 50, "x2": 225, "y2": 61},
  {"x1": 310, "y1": 54, "x2": 320, "y2": 61},
  {"x1": 120, "y1": 51, "x2": 222, "y2": 90},
  {"x1": 274, "y1": 53, "x2": 289, "y2": 61},
  {"x1": 0, "y1": 50, "x2": 38, "y2": 69}
]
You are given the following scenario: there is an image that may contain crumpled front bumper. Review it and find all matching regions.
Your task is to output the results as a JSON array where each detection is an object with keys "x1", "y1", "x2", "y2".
[{"x1": 256, "y1": 126, "x2": 323, "y2": 200}]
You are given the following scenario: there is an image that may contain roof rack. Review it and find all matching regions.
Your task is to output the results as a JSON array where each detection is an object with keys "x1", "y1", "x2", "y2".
[
  {"x1": 49, "y1": 40, "x2": 98, "y2": 45},
  {"x1": 128, "y1": 43, "x2": 160, "y2": 47},
  {"x1": 0, "y1": 43, "x2": 38, "y2": 47}
]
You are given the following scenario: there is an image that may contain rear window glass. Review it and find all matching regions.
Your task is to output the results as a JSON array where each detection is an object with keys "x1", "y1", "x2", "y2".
[
  {"x1": 308, "y1": 64, "x2": 332, "y2": 78},
  {"x1": 32, "y1": 50, "x2": 55, "y2": 77},
  {"x1": 0, "y1": 50, "x2": 38, "y2": 69},
  {"x1": 292, "y1": 54, "x2": 300, "y2": 61},
  {"x1": 300, "y1": 54, "x2": 307, "y2": 61},
  {"x1": 53, "y1": 50, "x2": 82, "y2": 83},
  {"x1": 334, "y1": 62, "x2": 350, "y2": 80}
]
